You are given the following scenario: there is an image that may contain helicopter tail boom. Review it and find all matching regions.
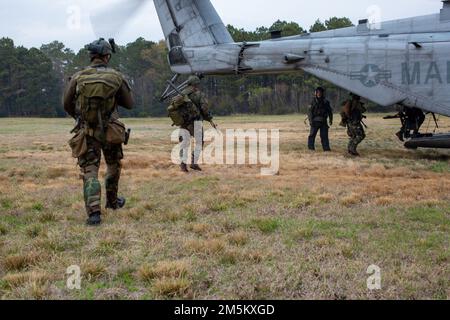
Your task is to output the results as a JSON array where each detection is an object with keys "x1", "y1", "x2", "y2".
[{"x1": 153, "y1": 0, "x2": 233, "y2": 48}]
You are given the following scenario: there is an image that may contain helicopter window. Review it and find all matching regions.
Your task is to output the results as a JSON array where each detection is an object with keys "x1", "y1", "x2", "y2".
[
  {"x1": 168, "y1": 33, "x2": 182, "y2": 49},
  {"x1": 169, "y1": 47, "x2": 188, "y2": 65}
]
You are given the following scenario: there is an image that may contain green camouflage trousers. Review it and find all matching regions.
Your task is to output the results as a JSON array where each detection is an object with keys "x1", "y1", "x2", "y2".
[
  {"x1": 347, "y1": 122, "x2": 366, "y2": 153},
  {"x1": 78, "y1": 136, "x2": 123, "y2": 215}
]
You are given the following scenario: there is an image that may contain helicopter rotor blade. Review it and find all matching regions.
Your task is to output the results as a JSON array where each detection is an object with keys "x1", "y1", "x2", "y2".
[{"x1": 90, "y1": 0, "x2": 149, "y2": 39}]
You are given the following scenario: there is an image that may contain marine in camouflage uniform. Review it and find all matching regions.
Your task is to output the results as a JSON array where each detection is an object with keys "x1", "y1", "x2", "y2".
[
  {"x1": 307, "y1": 87, "x2": 333, "y2": 151},
  {"x1": 179, "y1": 75, "x2": 214, "y2": 173},
  {"x1": 341, "y1": 93, "x2": 366, "y2": 156},
  {"x1": 64, "y1": 39, "x2": 134, "y2": 226}
]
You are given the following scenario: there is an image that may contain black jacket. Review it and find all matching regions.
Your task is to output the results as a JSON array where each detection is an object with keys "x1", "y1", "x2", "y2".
[{"x1": 308, "y1": 98, "x2": 333, "y2": 126}]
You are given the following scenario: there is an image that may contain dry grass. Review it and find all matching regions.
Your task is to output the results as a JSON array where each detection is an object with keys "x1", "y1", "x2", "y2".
[
  {"x1": 81, "y1": 261, "x2": 107, "y2": 281},
  {"x1": 2, "y1": 271, "x2": 49, "y2": 288},
  {"x1": 227, "y1": 231, "x2": 249, "y2": 246},
  {"x1": 152, "y1": 277, "x2": 191, "y2": 298},
  {"x1": 3, "y1": 253, "x2": 42, "y2": 271},
  {"x1": 340, "y1": 193, "x2": 363, "y2": 207},
  {"x1": 0, "y1": 116, "x2": 449, "y2": 300},
  {"x1": 185, "y1": 239, "x2": 226, "y2": 255},
  {"x1": 138, "y1": 260, "x2": 190, "y2": 282}
]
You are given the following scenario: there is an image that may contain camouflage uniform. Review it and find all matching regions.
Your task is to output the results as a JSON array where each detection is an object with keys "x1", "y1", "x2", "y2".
[
  {"x1": 64, "y1": 58, "x2": 133, "y2": 216},
  {"x1": 180, "y1": 85, "x2": 212, "y2": 134},
  {"x1": 77, "y1": 135, "x2": 124, "y2": 215},
  {"x1": 179, "y1": 81, "x2": 213, "y2": 166},
  {"x1": 342, "y1": 96, "x2": 366, "y2": 155}
]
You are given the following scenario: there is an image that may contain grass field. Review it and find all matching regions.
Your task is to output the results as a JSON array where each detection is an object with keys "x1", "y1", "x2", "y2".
[{"x1": 0, "y1": 115, "x2": 449, "y2": 300}]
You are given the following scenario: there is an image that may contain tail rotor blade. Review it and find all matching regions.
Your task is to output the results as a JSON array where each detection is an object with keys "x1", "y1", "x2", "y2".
[{"x1": 90, "y1": 0, "x2": 148, "y2": 38}]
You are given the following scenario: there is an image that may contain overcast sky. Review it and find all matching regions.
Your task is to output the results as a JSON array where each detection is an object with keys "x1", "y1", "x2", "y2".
[{"x1": 0, "y1": 0, "x2": 443, "y2": 51}]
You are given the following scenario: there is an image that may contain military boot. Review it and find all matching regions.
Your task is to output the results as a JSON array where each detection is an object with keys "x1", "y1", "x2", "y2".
[
  {"x1": 106, "y1": 197, "x2": 126, "y2": 210},
  {"x1": 190, "y1": 153, "x2": 202, "y2": 171},
  {"x1": 396, "y1": 131, "x2": 404, "y2": 142},
  {"x1": 190, "y1": 164, "x2": 202, "y2": 171},
  {"x1": 180, "y1": 163, "x2": 189, "y2": 173},
  {"x1": 86, "y1": 212, "x2": 102, "y2": 226}
]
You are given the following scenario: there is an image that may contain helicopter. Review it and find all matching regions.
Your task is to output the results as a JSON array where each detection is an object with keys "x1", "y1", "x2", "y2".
[{"x1": 95, "y1": 0, "x2": 450, "y2": 149}]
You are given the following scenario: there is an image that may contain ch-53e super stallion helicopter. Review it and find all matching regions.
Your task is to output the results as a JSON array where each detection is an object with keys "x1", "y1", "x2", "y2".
[{"x1": 95, "y1": 0, "x2": 450, "y2": 149}]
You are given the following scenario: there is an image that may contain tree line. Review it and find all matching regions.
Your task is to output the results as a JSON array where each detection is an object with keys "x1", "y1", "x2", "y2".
[{"x1": 0, "y1": 17, "x2": 391, "y2": 118}]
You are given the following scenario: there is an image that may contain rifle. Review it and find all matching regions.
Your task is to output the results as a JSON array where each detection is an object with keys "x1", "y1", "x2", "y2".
[
  {"x1": 70, "y1": 117, "x2": 81, "y2": 134},
  {"x1": 361, "y1": 119, "x2": 368, "y2": 129},
  {"x1": 209, "y1": 119, "x2": 218, "y2": 130},
  {"x1": 124, "y1": 128, "x2": 131, "y2": 145},
  {"x1": 360, "y1": 116, "x2": 368, "y2": 129},
  {"x1": 383, "y1": 112, "x2": 406, "y2": 120},
  {"x1": 383, "y1": 114, "x2": 401, "y2": 120}
]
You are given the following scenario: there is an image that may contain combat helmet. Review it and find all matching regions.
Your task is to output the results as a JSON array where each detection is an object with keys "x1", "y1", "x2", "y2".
[
  {"x1": 86, "y1": 38, "x2": 116, "y2": 59},
  {"x1": 315, "y1": 86, "x2": 325, "y2": 93}
]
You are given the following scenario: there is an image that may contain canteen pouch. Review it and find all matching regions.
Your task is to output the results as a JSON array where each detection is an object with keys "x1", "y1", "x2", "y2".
[
  {"x1": 106, "y1": 119, "x2": 126, "y2": 144},
  {"x1": 69, "y1": 130, "x2": 88, "y2": 158}
]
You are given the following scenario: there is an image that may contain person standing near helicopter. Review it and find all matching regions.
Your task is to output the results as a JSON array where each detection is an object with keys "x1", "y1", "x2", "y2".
[
  {"x1": 64, "y1": 38, "x2": 134, "y2": 226},
  {"x1": 307, "y1": 87, "x2": 333, "y2": 152}
]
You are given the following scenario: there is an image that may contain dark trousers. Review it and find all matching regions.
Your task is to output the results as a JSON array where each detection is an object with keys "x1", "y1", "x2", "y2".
[{"x1": 308, "y1": 124, "x2": 331, "y2": 151}]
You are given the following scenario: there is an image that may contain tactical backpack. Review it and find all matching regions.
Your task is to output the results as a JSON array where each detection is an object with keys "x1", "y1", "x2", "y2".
[
  {"x1": 76, "y1": 67, "x2": 123, "y2": 135},
  {"x1": 340, "y1": 100, "x2": 351, "y2": 127},
  {"x1": 167, "y1": 92, "x2": 201, "y2": 127},
  {"x1": 340, "y1": 100, "x2": 365, "y2": 127}
]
